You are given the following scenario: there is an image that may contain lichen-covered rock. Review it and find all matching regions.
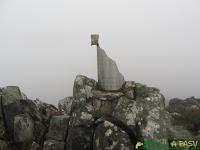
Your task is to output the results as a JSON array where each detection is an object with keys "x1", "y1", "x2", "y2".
[
  {"x1": 93, "y1": 99, "x2": 114, "y2": 117},
  {"x1": 73, "y1": 75, "x2": 97, "y2": 100},
  {"x1": 93, "y1": 121, "x2": 133, "y2": 150},
  {"x1": 167, "y1": 125, "x2": 192, "y2": 139},
  {"x1": 33, "y1": 98, "x2": 60, "y2": 122},
  {"x1": 66, "y1": 97, "x2": 95, "y2": 150},
  {"x1": 14, "y1": 114, "x2": 34, "y2": 143},
  {"x1": 1, "y1": 86, "x2": 23, "y2": 104},
  {"x1": 66, "y1": 127, "x2": 94, "y2": 150},
  {"x1": 93, "y1": 90, "x2": 124, "y2": 101},
  {"x1": 70, "y1": 97, "x2": 94, "y2": 127},
  {"x1": 1, "y1": 75, "x2": 199, "y2": 150},
  {"x1": 58, "y1": 97, "x2": 74, "y2": 115},
  {"x1": 167, "y1": 97, "x2": 200, "y2": 135},
  {"x1": 0, "y1": 86, "x2": 60, "y2": 149},
  {"x1": 46, "y1": 115, "x2": 69, "y2": 141},
  {"x1": 113, "y1": 87, "x2": 168, "y2": 140},
  {"x1": 123, "y1": 81, "x2": 135, "y2": 100},
  {"x1": 43, "y1": 140, "x2": 65, "y2": 150}
]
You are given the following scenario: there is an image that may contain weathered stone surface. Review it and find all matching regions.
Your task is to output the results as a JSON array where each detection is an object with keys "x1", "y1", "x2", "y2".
[
  {"x1": 123, "y1": 81, "x2": 135, "y2": 100},
  {"x1": 93, "y1": 99, "x2": 114, "y2": 117},
  {"x1": 93, "y1": 90, "x2": 124, "y2": 101},
  {"x1": 1, "y1": 86, "x2": 23, "y2": 104},
  {"x1": 69, "y1": 97, "x2": 94, "y2": 127},
  {"x1": 28, "y1": 142, "x2": 40, "y2": 150},
  {"x1": 93, "y1": 121, "x2": 133, "y2": 150},
  {"x1": 167, "y1": 125, "x2": 192, "y2": 139},
  {"x1": 97, "y1": 46, "x2": 125, "y2": 91},
  {"x1": 66, "y1": 96, "x2": 95, "y2": 150},
  {"x1": 1, "y1": 76, "x2": 200, "y2": 150},
  {"x1": 33, "y1": 98, "x2": 60, "y2": 122},
  {"x1": 0, "y1": 89, "x2": 7, "y2": 140},
  {"x1": 66, "y1": 127, "x2": 94, "y2": 150},
  {"x1": 167, "y1": 97, "x2": 200, "y2": 135},
  {"x1": 0, "y1": 86, "x2": 61, "y2": 149},
  {"x1": 0, "y1": 140, "x2": 9, "y2": 150},
  {"x1": 43, "y1": 140, "x2": 65, "y2": 150},
  {"x1": 14, "y1": 114, "x2": 34, "y2": 143},
  {"x1": 58, "y1": 97, "x2": 74, "y2": 115},
  {"x1": 73, "y1": 75, "x2": 97, "y2": 100},
  {"x1": 113, "y1": 89, "x2": 168, "y2": 140},
  {"x1": 46, "y1": 115, "x2": 69, "y2": 141}
]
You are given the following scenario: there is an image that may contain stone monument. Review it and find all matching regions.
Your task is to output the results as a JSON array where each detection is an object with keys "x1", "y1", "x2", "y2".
[{"x1": 91, "y1": 34, "x2": 125, "y2": 91}]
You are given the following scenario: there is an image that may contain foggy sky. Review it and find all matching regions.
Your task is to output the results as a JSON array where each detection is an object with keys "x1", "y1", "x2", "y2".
[{"x1": 0, "y1": 0, "x2": 200, "y2": 105}]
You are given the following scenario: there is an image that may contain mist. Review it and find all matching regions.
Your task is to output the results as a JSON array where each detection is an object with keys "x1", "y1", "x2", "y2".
[{"x1": 0, "y1": 0, "x2": 200, "y2": 105}]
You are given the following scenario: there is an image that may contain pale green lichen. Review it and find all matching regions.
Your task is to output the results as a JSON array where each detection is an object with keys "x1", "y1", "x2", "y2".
[
  {"x1": 80, "y1": 112, "x2": 93, "y2": 120},
  {"x1": 105, "y1": 129, "x2": 112, "y2": 136}
]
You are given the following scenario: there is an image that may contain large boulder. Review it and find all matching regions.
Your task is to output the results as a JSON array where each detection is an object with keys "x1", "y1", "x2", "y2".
[
  {"x1": 113, "y1": 88, "x2": 168, "y2": 140},
  {"x1": 167, "y1": 97, "x2": 200, "y2": 135}
]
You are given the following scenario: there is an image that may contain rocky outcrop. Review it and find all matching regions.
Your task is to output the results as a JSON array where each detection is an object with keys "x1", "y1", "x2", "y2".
[
  {"x1": 61, "y1": 75, "x2": 171, "y2": 150},
  {"x1": 1, "y1": 77, "x2": 200, "y2": 150},
  {"x1": 0, "y1": 86, "x2": 60, "y2": 150},
  {"x1": 167, "y1": 97, "x2": 200, "y2": 137}
]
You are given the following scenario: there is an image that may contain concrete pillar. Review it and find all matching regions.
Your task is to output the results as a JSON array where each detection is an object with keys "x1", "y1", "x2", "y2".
[{"x1": 91, "y1": 34, "x2": 125, "y2": 91}]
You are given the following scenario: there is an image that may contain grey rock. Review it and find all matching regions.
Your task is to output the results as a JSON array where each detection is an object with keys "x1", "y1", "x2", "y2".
[
  {"x1": 0, "y1": 140, "x2": 9, "y2": 150},
  {"x1": 14, "y1": 114, "x2": 34, "y2": 143},
  {"x1": 58, "y1": 97, "x2": 74, "y2": 115},
  {"x1": 66, "y1": 97, "x2": 95, "y2": 150},
  {"x1": 73, "y1": 75, "x2": 97, "y2": 100},
  {"x1": 2, "y1": 86, "x2": 23, "y2": 105},
  {"x1": 33, "y1": 121, "x2": 46, "y2": 145},
  {"x1": 92, "y1": 89, "x2": 124, "y2": 101},
  {"x1": 93, "y1": 121, "x2": 133, "y2": 150},
  {"x1": 93, "y1": 99, "x2": 114, "y2": 117},
  {"x1": 123, "y1": 81, "x2": 135, "y2": 100},
  {"x1": 66, "y1": 127, "x2": 93, "y2": 150},
  {"x1": 167, "y1": 125, "x2": 192, "y2": 139},
  {"x1": 113, "y1": 91, "x2": 168, "y2": 140},
  {"x1": 33, "y1": 98, "x2": 59, "y2": 121},
  {"x1": 43, "y1": 140, "x2": 65, "y2": 150},
  {"x1": 28, "y1": 142, "x2": 41, "y2": 150},
  {"x1": 0, "y1": 90, "x2": 7, "y2": 140},
  {"x1": 46, "y1": 115, "x2": 69, "y2": 141},
  {"x1": 2, "y1": 94, "x2": 22, "y2": 140},
  {"x1": 135, "y1": 83, "x2": 160, "y2": 98},
  {"x1": 96, "y1": 46, "x2": 125, "y2": 91},
  {"x1": 70, "y1": 99, "x2": 94, "y2": 127},
  {"x1": 167, "y1": 97, "x2": 200, "y2": 135}
]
